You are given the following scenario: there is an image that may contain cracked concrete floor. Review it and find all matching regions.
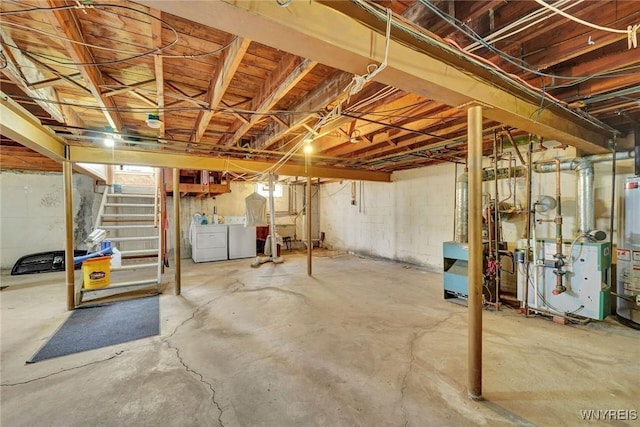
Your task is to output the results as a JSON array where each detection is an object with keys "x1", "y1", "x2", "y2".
[{"x1": 1, "y1": 251, "x2": 638, "y2": 426}]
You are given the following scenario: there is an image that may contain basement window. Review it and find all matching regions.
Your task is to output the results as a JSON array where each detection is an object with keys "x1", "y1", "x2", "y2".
[{"x1": 257, "y1": 182, "x2": 283, "y2": 198}]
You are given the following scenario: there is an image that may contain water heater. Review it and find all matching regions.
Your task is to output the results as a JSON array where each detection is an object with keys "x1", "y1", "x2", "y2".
[{"x1": 617, "y1": 176, "x2": 640, "y2": 326}]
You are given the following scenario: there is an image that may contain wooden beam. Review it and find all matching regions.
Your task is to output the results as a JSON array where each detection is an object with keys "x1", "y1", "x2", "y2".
[
  {"x1": 271, "y1": 114, "x2": 289, "y2": 129},
  {"x1": 324, "y1": 106, "x2": 463, "y2": 157},
  {"x1": 255, "y1": 70, "x2": 353, "y2": 150},
  {"x1": 220, "y1": 100, "x2": 251, "y2": 124},
  {"x1": 191, "y1": 36, "x2": 251, "y2": 142},
  {"x1": 22, "y1": 53, "x2": 91, "y2": 95},
  {"x1": 69, "y1": 146, "x2": 391, "y2": 182},
  {"x1": 316, "y1": 95, "x2": 444, "y2": 154},
  {"x1": 139, "y1": 0, "x2": 612, "y2": 153},
  {"x1": 0, "y1": 94, "x2": 66, "y2": 161},
  {"x1": 522, "y1": 4, "x2": 640, "y2": 70},
  {"x1": 102, "y1": 79, "x2": 157, "y2": 97},
  {"x1": 0, "y1": 29, "x2": 65, "y2": 123},
  {"x1": 164, "y1": 83, "x2": 209, "y2": 107},
  {"x1": 555, "y1": 74, "x2": 640, "y2": 103},
  {"x1": 29, "y1": 72, "x2": 82, "y2": 90},
  {"x1": 141, "y1": 0, "x2": 612, "y2": 153},
  {"x1": 221, "y1": 55, "x2": 316, "y2": 146},
  {"x1": 46, "y1": 0, "x2": 123, "y2": 130}
]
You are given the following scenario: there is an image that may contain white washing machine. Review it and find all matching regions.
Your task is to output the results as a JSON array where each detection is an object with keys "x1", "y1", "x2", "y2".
[
  {"x1": 190, "y1": 224, "x2": 228, "y2": 263},
  {"x1": 227, "y1": 216, "x2": 256, "y2": 259}
]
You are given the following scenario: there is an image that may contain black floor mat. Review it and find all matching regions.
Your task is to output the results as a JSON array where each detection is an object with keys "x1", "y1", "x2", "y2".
[{"x1": 28, "y1": 296, "x2": 160, "y2": 363}]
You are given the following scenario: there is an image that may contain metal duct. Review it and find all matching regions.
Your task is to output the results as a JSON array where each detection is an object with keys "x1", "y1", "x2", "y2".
[
  {"x1": 454, "y1": 172, "x2": 468, "y2": 242},
  {"x1": 533, "y1": 150, "x2": 635, "y2": 173},
  {"x1": 535, "y1": 151, "x2": 636, "y2": 235},
  {"x1": 574, "y1": 159, "x2": 594, "y2": 234}
]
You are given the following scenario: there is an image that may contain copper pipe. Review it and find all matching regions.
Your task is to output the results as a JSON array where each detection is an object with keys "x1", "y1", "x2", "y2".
[
  {"x1": 534, "y1": 158, "x2": 565, "y2": 294},
  {"x1": 467, "y1": 105, "x2": 483, "y2": 400},
  {"x1": 63, "y1": 160, "x2": 75, "y2": 310}
]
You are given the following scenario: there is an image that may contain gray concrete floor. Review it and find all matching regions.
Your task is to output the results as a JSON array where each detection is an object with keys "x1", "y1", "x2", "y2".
[{"x1": 1, "y1": 250, "x2": 638, "y2": 426}]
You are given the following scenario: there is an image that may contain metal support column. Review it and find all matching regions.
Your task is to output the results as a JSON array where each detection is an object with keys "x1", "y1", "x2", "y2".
[
  {"x1": 467, "y1": 105, "x2": 483, "y2": 399},
  {"x1": 173, "y1": 168, "x2": 181, "y2": 295},
  {"x1": 63, "y1": 160, "x2": 75, "y2": 310},
  {"x1": 307, "y1": 175, "x2": 312, "y2": 276}
]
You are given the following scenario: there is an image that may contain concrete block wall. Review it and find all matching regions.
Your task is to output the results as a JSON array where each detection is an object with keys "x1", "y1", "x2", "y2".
[
  {"x1": 319, "y1": 147, "x2": 635, "y2": 272},
  {"x1": 319, "y1": 163, "x2": 456, "y2": 270},
  {"x1": 0, "y1": 171, "x2": 97, "y2": 270}
]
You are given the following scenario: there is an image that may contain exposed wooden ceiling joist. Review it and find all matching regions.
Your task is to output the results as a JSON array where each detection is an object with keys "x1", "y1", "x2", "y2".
[
  {"x1": 140, "y1": 0, "x2": 613, "y2": 154},
  {"x1": 221, "y1": 55, "x2": 317, "y2": 146},
  {"x1": 0, "y1": 28, "x2": 66, "y2": 124},
  {"x1": 45, "y1": 0, "x2": 123, "y2": 130},
  {"x1": 191, "y1": 36, "x2": 251, "y2": 143}
]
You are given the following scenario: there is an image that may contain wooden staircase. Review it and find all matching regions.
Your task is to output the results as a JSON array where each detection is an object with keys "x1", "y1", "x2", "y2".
[{"x1": 77, "y1": 182, "x2": 162, "y2": 304}]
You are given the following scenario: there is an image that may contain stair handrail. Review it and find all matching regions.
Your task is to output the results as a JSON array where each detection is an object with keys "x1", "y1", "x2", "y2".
[{"x1": 93, "y1": 186, "x2": 110, "y2": 231}]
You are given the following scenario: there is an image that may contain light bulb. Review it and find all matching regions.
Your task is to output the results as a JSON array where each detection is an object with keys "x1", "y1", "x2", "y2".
[
  {"x1": 304, "y1": 144, "x2": 312, "y2": 153},
  {"x1": 104, "y1": 137, "x2": 114, "y2": 147}
]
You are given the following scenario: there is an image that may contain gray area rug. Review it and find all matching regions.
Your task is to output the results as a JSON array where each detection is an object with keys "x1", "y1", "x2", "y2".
[{"x1": 28, "y1": 296, "x2": 159, "y2": 363}]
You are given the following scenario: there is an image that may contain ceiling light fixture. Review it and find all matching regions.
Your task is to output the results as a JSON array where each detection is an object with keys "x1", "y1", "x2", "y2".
[
  {"x1": 146, "y1": 113, "x2": 162, "y2": 129},
  {"x1": 304, "y1": 144, "x2": 313, "y2": 154},
  {"x1": 103, "y1": 126, "x2": 116, "y2": 147}
]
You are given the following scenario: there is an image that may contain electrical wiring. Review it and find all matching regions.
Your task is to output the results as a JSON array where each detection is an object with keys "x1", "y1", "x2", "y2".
[
  {"x1": 533, "y1": 0, "x2": 639, "y2": 49},
  {"x1": 419, "y1": 0, "x2": 640, "y2": 84},
  {"x1": 267, "y1": 9, "x2": 395, "y2": 178},
  {"x1": 5, "y1": 93, "x2": 327, "y2": 117},
  {"x1": 1, "y1": 19, "x2": 239, "y2": 61},
  {"x1": 353, "y1": 1, "x2": 566, "y2": 99},
  {"x1": 465, "y1": 0, "x2": 581, "y2": 53},
  {"x1": 158, "y1": 36, "x2": 240, "y2": 59},
  {"x1": 343, "y1": 5, "x2": 392, "y2": 97},
  {"x1": 415, "y1": 0, "x2": 636, "y2": 84},
  {"x1": 341, "y1": 112, "x2": 450, "y2": 140},
  {"x1": 0, "y1": 3, "x2": 179, "y2": 66},
  {"x1": 354, "y1": 0, "x2": 616, "y2": 133},
  {"x1": 1, "y1": 20, "x2": 161, "y2": 56},
  {"x1": 544, "y1": 64, "x2": 640, "y2": 90}
]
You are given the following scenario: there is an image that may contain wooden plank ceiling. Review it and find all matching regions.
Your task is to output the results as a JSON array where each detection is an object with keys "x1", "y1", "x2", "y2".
[{"x1": 1, "y1": 0, "x2": 638, "y2": 177}]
